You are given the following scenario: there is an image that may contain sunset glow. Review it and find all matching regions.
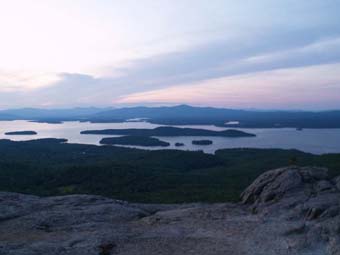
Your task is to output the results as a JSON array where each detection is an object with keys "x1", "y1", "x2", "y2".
[{"x1": 0, "y1": 0, "x2": 339, "y2": 109}]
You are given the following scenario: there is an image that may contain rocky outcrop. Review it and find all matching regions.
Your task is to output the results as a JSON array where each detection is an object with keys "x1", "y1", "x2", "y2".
[
  {"x1": 241, "y1": 166, "x2": 340, "y2": 254},
  {"x1": 0, "y1": 166, "x2": 339, "y2": 255}
]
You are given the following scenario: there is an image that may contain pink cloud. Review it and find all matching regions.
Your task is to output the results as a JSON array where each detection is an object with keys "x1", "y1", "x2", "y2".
[{"x1": 116, "y1": 63, "x2": 340, "y2": 110}]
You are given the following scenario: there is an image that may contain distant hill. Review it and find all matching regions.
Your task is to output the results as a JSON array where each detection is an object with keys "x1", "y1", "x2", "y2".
[
  {"x1": 85, "y1": 105, "x2": 340, "y2": 128},
  {"x1": 0, "y1": 107, "x2": 113, "y2": 123},
  {"x1": 87, "y1": 105, "x2": 247, "y2": 124},
  {"x1": 1, "y1": 105, "x2": 340, "y2": 128},
  {"x1": 0, "y1": 113, "x2": 17, "y2": 120}
]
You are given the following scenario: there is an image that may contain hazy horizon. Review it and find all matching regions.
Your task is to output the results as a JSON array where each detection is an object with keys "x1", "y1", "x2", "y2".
[
  {"x1": 1, "y1": 1, "x2": 340, "y2": 110},
  {"x1": 2, "y1": 104, "x2": 340, "y2": 112}
]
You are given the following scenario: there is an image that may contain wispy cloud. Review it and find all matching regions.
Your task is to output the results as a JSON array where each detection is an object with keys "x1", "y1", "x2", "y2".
[
  {"x1": 0, "y1": 71, "x2": 61, "y2": 92},
  {"x1": 0, "y1": 1, "x2": 339, "y2": 109},
  {"x1": 116, "y1": 63, "x2": 340, "y2": 110}
]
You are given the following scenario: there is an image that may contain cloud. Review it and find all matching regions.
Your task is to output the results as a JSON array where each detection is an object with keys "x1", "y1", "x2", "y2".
[
  {"x1": 32, "y1": 32, "x2": 340, "y2": 108},
  {"x1": 0, "y1": 71, "x2": 61, "y2": 92},
  {"x1": 116, "y1": 63, "x2": 340, "y2": 110},
  {"x1": 114, "y1": 33, "x2": 340, "y2": 90},
  {"x1": 1, "y1": 32, "x2": 340, "y2": 109}
]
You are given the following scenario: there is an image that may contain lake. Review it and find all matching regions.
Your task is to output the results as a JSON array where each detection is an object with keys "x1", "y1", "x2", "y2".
[{"x1": 0, "y1": 120, "x2": 340, "y2": 154}]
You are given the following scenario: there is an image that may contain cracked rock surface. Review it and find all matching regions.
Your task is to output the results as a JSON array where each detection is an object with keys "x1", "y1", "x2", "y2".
[{"x1": 1, "y1": 166, "x2": 339, "y2": 255}]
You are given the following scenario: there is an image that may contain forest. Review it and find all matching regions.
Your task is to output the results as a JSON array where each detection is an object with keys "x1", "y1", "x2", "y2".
[{"x1": 1, "y1": 138, "x2": 340, "y2": 203}]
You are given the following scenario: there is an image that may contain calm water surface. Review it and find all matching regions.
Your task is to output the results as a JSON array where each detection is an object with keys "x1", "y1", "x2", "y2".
[{"x1": 0, "y1": 120, "x2": 339, "y2": 154}]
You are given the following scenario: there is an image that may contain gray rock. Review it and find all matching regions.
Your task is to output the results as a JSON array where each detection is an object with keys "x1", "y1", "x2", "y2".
[
  {"x1": 315, "y1": 180, "x2": 334, "y2": 192},
  {"x1": 241, "y1": 166, "x2": 304, "y2": 210},
  {"x1": 1, "y1": 166, "x2": 339, "y2": 255},
  {"x1": 300, "y1": 166, "x2": 329, "y2": 181},
  {"x1": 241, "y1": 167, "x2": 302, "y2": 204},
  {"x1": 334, "y1": 176, "x2": 340, "y2": 190},
  {"x1": 240, "y1": 166, "x2": 340, "y2": 254}
]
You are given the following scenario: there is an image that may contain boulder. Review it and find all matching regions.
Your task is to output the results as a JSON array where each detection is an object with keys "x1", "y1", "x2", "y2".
[
  {"x1": 241, "y1": 166, "x2": 340, "y2": 254},
  {"x1": 241, "y1": 166, "x2": 303, "y2": 205},
  {"x1": 241, "y1": 167, "x2": 338, "y2": 209}
]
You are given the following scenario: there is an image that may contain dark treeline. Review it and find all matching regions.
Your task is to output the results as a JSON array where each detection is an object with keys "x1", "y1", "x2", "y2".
[
  {"x1": 1, "y1": 139, "x2": 340, "y2": 203},
  {"x1": 100, "y1": 136, "x2": 170, "y2": 147},
  {"x1": 81, "y1": 126, "x2": 255, "y2": 137}
]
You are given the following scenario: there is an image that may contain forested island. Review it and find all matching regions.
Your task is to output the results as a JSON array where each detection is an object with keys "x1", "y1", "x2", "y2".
[
  {"x1": 100, "y1": 136, "x2": 170, "y2": 147},
  {"x1": 4, "y1": 131, "x2": 37, "y2": 135},
  {"x1": 81, "y1": 126, "x2": 256, "y2": 137},
  {"x1": 175, "y1": 142, "x2": 185, "y2": 147},
  {"x1": 192, "y1": 140, "x2": 213, "y2": 145}
]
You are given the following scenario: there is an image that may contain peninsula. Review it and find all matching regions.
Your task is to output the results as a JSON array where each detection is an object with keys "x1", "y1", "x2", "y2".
[{"x1": 81, "y1": 126, "x2": 256, "y2": 137}]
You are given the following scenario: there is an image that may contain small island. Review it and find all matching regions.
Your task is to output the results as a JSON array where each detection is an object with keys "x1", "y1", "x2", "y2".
[
  {"x1": 192, "y1": 140, "x2": 213, "y2": 145},
  {"x1": 81, "y1": 126, "x2": 256, "y2": 137},
  {"x1": 100, "y1": 136, "x2": 170, "y2": 147},
  {"x1": 175, "y1": 142, "x2": 185, "y2": 147},
  {"x1": 5, "y1": 131, "x2": 37, "y2": 135}
]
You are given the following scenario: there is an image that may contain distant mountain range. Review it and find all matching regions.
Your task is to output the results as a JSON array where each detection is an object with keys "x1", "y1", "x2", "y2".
[
  {"x1": 1, "y1": 105, "x2": 340, "y2": 128},
  {"x1": 0, "y1": 107, "x2": 113, "y2": 122}
]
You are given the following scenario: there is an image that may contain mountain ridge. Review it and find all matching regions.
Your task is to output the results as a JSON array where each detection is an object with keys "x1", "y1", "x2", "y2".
[{"x1": 1, "y1": 105, "x2": 340, "y2": 128}]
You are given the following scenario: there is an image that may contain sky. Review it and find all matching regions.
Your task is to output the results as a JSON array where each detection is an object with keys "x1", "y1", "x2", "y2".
[{"x1": 0, "y1": 0, "x2": 340, "y2": 110}]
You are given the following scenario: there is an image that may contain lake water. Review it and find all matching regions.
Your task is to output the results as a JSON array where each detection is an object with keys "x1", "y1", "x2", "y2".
[{"x1": 0, "y1": 120, "x2": 340, "y2": 155}]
